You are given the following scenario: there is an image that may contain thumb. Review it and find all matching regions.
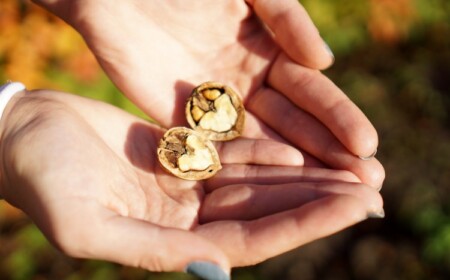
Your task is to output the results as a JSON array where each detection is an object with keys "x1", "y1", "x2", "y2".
[{"x1": 46, "y1": 204, "x2": 230, "y2": 280}]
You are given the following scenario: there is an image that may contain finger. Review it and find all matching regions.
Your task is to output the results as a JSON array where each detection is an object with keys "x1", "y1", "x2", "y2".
[
  {"x1": 245, "y1": 0, "x2": 334, "y2": 69},
  {"x1": 201, "y1": 182, "x2": 383, "y2": 222},
  {"x1": 205, "y1": 165, "x2": 360, "y2": 192},
  {"x1": 46, "y1": 202, "x2": 230, "y2": 275},
  {"x1": 268, "y1": 54, "x2": 379, "y2": 158},
  {"x1": 247, "y1": 87, "x2": 385, "y2": 188},
  {"x1": 196, "y1": 194, "x2": 370, "y2": 267},
  {"x1": 241, "y1": 113, "x2": 325, "y2": 167},
  {"x1": 241, "y1": 112, "x2": 285, "y2": 141},
  {"x1": 295, "y1": 149, "x2": 325, "y2": 168},
  {"x1": 215, "y1": 138, "x2": 304, "y2": 166}
]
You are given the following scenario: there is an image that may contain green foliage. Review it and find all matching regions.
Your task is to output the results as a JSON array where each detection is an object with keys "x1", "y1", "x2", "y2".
[
  {"x1": 45, "y1": 68, "x2": 150, "y2": 121},
  {"x1": 303, "y1": 0, "x2": 450, "y2": 277},
  {"x1": 303, "y1": 0, "x2": 370, "y2": 55},
  {"x1": 3, "y1": 224, "x2": 50, "y2": 280}
]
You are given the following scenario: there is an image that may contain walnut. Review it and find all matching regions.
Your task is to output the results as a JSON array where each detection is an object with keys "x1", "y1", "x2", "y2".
[
  {"x1": 186, "y1": 82, "x2": 245, "y2": 141},
  {"x1": 157, "y1": 127, "x2": 222, "y2": 180}
]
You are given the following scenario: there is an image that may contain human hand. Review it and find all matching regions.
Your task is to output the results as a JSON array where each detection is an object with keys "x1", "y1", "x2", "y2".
[
  {"x1": 33, "y1": 0, "x2": 385, "y2": 188},
  {"x1": 0, "y1": 89, "x2": 383, "y2": 279}
]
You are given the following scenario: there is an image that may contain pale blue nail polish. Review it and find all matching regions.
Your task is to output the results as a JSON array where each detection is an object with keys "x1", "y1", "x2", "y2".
[
  {"x1": 368, "y1": 208, "x2": 385, "y2": 219},
  {"x1": 359, "y1": 149, "x2": 378, "y2": 161},
  {"x1": 185, "y1": 261, "x2": 230, "y2": 280},
  {"x1": 324, "y1": 42, "x2": 335, "y2": 65}
]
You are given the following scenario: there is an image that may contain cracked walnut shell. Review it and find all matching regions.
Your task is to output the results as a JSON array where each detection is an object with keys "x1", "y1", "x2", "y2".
[
  {"x1": 157, "y1": 127, "x2": 222, "y2": 180},
  {"x1": 186, "y1": 82, "x2": 245, "y2": 141}
]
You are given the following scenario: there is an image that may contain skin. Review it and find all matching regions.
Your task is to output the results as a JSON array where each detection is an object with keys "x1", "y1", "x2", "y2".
[
  {"x1": 33, "y1": 0, "x2": 385, "y2": 187},
  {"x1": 0, "y1": 90, "x2": 383, "y2": 274},
  {"x1": 1, "y1": 0, "x2": 386, "y2": 275}
]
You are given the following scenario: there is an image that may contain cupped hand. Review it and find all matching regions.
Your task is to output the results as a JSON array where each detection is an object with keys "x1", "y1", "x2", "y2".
[
  {"x1": 0, "y1": 90, "x2": 383, "y2": 275},
  {"x1": 33, "y1": 0, "x2": 385, "y2": 188}
]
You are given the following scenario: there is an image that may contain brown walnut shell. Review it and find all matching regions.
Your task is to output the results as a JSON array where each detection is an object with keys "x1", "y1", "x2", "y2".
[
  {"x1": 157, "y1": 127, "x2": 222, "y2": 180},
  {"x1": 186, "y1": 81, "x2": 245, "y2": 141}
]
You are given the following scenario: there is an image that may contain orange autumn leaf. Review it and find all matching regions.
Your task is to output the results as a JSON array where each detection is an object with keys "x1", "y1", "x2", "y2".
[
  {"x1": 0, "y1": 0, "x2": 101, "y2": 87},
  {"x1": 368, "y1": 0, "x2": 417, "y2": 44},
  {"x1": 63, "y1": 49, "x2": 101, "y2": 82},
  {"x1": 0, "y1": 201, "x2": 25, "y2": 223}
]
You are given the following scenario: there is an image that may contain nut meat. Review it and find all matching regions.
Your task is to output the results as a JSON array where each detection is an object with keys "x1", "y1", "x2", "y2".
[
  {"x1": 186, "y1": 82, "x2": 245, "y2": 141},
  {"x1": 157, "y1": 127, "x2": 222, "y2": 180}
]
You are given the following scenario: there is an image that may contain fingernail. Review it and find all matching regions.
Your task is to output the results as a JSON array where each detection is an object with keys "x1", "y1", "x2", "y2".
[
  {"x1": 323, "y1": 41, "x2": 335, "y2": 65},
  {"x1": 376, "y1": 184, "x2": 383, "y2": 192},
  {"x1": 359, "y1": 149, "x2": 378, "y2": 161},
  {"x1": 185, "y1": 261, "x2": 230, "y2": 280},
  {"x1": 368, "y1": 208, "x2": 385, "y2": 219}
]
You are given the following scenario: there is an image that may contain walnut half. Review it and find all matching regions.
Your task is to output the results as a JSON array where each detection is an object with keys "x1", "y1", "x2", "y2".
[
  {"x1": 157, "y1": 127, "x2": 222, "y2": 180},
  {"x1": 186, "y1": 82, "x2": 245, "y2": 141}
]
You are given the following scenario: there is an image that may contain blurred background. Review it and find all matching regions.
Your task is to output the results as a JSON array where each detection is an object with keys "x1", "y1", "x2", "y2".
[{"x1": 0, "y1": 0, "x2": 449, "y2": 279}]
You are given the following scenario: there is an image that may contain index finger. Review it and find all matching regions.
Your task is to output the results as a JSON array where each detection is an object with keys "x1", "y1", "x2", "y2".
[
  {"x1": 42, "y1": 200, "x2": 231, "y2": 275},
  {"x1": 196, "y1": 194, "x2": 371, "y2": 267}
]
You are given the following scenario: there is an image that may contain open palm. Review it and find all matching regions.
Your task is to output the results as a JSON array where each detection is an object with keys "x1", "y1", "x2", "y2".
[
  {"x1": 35, "y1": 0, "x2": 385, "y2": 187},
  {"x1": 0, "y1": 90, "x2": 383, "y2": 274}
]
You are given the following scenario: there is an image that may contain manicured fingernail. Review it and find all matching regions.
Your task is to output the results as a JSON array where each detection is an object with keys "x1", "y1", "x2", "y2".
[
  {"x1": 323, "y1": 41, "x2": 335, "y2": 65},
  {"x1": 185, "y1": 261, "x2": 230, "y2": 280},
  {"x1": 368, "y1": 208, "x2": 385, "y2": 219},
  {"x1": 359, "y1": 149, "x2": 378, "y2": 161},
  {"x1": 376, "y1": 184, "x2": 383, "y2": 192}
]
